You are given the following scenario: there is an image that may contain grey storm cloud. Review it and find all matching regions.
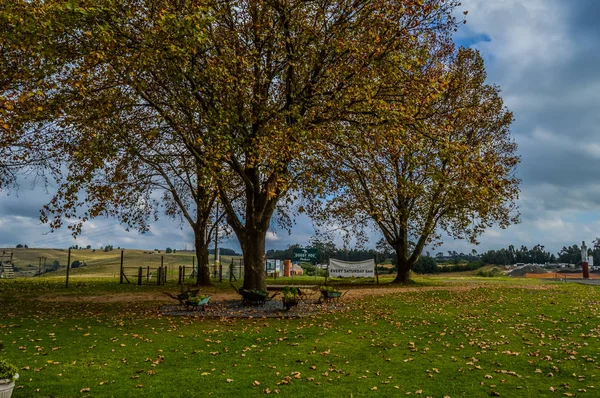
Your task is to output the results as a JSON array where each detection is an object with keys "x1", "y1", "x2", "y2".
[{"x1": 435, "y1": 0, "x2": 600, "y2": 255}]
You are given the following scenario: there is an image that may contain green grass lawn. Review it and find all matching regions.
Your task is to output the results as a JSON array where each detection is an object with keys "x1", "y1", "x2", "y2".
[{"x1": 1, "y1": 277, "x2": 599, "y2": 397}]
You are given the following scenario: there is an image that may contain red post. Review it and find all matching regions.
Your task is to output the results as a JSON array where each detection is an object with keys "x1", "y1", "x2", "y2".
[{"x1": 583, "y1": 260, "x2": 590, "y2": 279}]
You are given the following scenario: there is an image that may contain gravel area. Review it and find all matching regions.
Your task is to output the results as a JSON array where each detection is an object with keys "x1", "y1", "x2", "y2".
[{"x1": 160, "y1": 298, "x2": 347, "y2": 318}]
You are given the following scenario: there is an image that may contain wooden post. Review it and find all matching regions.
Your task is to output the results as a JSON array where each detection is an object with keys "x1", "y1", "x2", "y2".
[
  {"x1": 325, "y1": 255, "x2": 330, "y2": 286},
  {"x1": 164, "y1": 266, "x2": 167, "y2": 284},
  {"x1": 137, "y1": 267, "x2": 143, "y2": 286},
  {"x1": 219, "y1": 262, "x2": 223, "y2": 283},
  {"x1": 65, "y1": 248, "x2": 71, "y2": 288},
  {"x1": 178, "y1": 266, "x2": 182, "y2": 285},
  {"x1": 157, "y1": 266, "x2": 162, "y2": 285},
  {"x1": 375, "y1": 254, "x2": 379, "y2": 285},
  {"x1": 146, "y1": 265, "x2": 150, "y2": 282},
  {"x1": 120, "y1": 250, "x2": 124, "y2": 284}
]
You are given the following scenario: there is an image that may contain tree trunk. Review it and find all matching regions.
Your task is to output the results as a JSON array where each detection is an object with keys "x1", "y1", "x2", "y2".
[
  {"x1": 240, "y1": 229, "x2": 266, "y2": 291},
  {"x1": 392, "y1": 241, "x2": 413, "y2": 283},
  {"x1": 392, "y1": 257, "x2": 412, "y2": 283},
  {"x1": 194, "y1": 226, "x2": 212, "y2": 286}
]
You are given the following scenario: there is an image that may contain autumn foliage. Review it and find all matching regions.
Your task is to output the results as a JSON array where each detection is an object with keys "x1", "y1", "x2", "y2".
[{"x1": 0, "y1": 0, "x2": 518, "y2": 287}]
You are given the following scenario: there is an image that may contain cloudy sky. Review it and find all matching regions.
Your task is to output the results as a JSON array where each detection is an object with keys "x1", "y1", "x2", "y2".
[{"x1": 1, "y1": 0, "x2": 599, "y2": 256}]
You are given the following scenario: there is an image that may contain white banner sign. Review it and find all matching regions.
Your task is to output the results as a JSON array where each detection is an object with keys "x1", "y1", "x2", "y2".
[{"x1": 328, "y1": 258, "x2": 375, "y2": 277}]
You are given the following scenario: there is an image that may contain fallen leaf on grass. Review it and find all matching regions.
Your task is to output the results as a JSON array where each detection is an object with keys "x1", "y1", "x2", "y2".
[{"x1": 80, "y1": 387, "x2": 91, "y2": 393}]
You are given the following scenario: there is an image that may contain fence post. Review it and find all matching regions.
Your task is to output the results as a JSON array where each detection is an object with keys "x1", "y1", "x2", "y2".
[
  {"x1": 65, "y1": 248, "x2": 71, "y2": 288},
  {"x1": 219, "y1": 262, "x2": 223, "y2": 283},
  {"x1": 157, "y1": 266, "x2": 161, "y2": 285},
  {"x1": 120, "y1": 250, "x2": 124, "y2": 284},
  {"x1": 375, "y1": 254, "x2": 379, "y2": 285},
  {"x1": 137, "y1": 267, "x2": 142, "y2": 286},
  {"x1": 178, "y1": 266, "x2": 182, "y2": 285}
]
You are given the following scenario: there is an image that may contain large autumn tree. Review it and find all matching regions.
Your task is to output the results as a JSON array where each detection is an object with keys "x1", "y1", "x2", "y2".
[
  {"x1": 0, "y1": 4, "x2": 59, "y2": 189},
  {"x1": 2, "y1": 0, "x2": 221, "y2": 284},
  {"x1": 3, "y1": 0, "x2": 461, "y2": 290},
  {"x1": 314, "y1": 47, "x2": 520, "y2": 283},
  {"x1": 194, "y1": 0, "x2": 461, "y2": 290}
]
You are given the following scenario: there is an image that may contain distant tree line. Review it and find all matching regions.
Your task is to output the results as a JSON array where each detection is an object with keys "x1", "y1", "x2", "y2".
[
  {"x1": 266, "y1": 243, "x2": 387, "y2": 265},
  {"x1": 208, "y1": 248, "x2": 239, "y2": 256},
  {"x1": 412, "y1": 256, "x2": 484, "y2": 274},
  {"x1": 480, "y1": 245, "x2": 555, "y2": 265},
  {"x1": 69, "y1": 244, "x2": 93, "y2": 250},
  {"x1": 477, "y1": 243, "x2": 600, "y2": 266}
]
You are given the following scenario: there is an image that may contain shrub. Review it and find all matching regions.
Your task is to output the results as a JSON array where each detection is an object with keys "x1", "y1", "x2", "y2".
[
  {"x1": 413, "y1": 256, "x2": 438, "y2": 274},
  {"x1": 50, "y1": 260, "x2": 60, "y2": 271},
  {"x1": 244, "y1": 289, "x2": 268, "y2": 298},
  {"x1": 319, "y1": 285, "x2": 340, "y2": 293},
  {"x1": 282, "y1": 286, "x2": 300, "y2": 299},
  {"x1": 0, "y1": 359, "x2": 18, "y2": 381}
]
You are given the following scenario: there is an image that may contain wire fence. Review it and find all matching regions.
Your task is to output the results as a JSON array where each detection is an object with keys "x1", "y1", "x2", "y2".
[{"x1": 2, "y1": 248, "x2": 244, "y2": 283}]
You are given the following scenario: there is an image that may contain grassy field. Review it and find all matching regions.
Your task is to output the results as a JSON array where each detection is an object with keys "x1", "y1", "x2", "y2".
[
  {"x1": 1, "y1": 275, "x2": 599, "y2": 397},
  {"x1": 2, "y1": 248, "x2": 241, "y2": 278}
]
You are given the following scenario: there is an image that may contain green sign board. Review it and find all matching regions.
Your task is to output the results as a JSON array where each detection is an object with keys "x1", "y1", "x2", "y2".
[{"x1": 292, "y1": 248, "x2": 318, "y2": 263}]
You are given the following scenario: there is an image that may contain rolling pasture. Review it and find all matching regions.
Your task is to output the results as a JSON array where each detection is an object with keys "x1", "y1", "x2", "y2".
[{"x1": 4, "y1": 248, "x2": 239, "y2": 279}]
